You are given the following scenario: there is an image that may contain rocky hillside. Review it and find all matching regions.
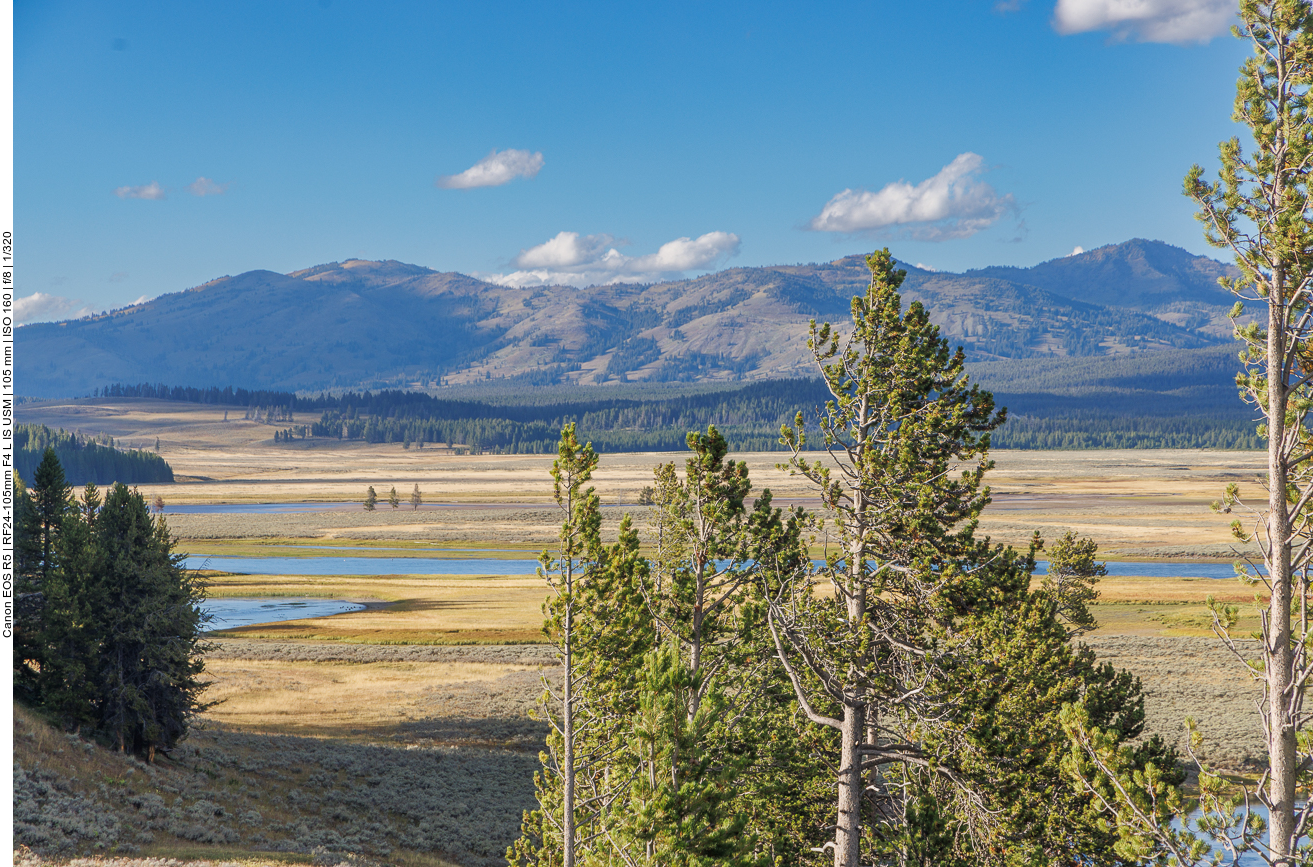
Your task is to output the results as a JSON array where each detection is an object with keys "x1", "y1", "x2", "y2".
[{"x1": 17, "y1": 240, "x2": 1240, "y2": 397}]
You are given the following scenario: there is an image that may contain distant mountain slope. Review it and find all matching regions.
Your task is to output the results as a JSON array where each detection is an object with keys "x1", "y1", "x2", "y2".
[
  {"x1": 19, "y1": 263, "x2": 505, "y2": 395},
  {"x1": 18, "y1": 241, "x2": 1241, "y2": 397},
  {"x1": 966, "y1": 238, "x2": 1241, "y2": 336}
]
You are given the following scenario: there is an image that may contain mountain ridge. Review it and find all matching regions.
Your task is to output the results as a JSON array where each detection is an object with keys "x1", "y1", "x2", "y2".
[{"x1": 17, "y1": 240, "x2": 1241, "y2": 397}]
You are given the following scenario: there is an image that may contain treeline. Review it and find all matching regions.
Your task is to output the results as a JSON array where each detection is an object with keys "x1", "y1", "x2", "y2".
[
  {"x1": 308, "y1": 410, "x2": 1262, "y2": 453},
  {"x1": 95, "y1": 378, "x2": 824, "y2": 423},
  {"x1": 95, "y1": 380, "x2": 832, "y2": 453},
  {"x1": 16, "y1": 424, "x2": 174, "y2": 486},
  {"x1": 96, "y1": 382, "x2": 300, "y2": 407},
  {"x1": 991, "y1": 415, "x2": 1263, "y2": 450},
  {"x1": 312, "y1": 415, "x2": 791, "y2": 454},
  {"x1": 305, "y1": 379, "x2": 823, "y2": 453},
  {"x1": 94, "y1": 366, "x2": 1266, "y2": 452}
]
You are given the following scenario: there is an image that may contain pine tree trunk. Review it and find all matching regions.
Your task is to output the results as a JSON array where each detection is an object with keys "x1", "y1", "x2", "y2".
[
  {"x1": 836, "y1": 700, "x2": 864, "y2": 867},
  {"x1": 563, "y1": 556, "x2": 576, "y2": 867},
  {"x1": 836, "y1": 529, "x2": 866, "y2": 867},
  {"x1": 564, "y1": 634, "x2": 575, "y2": 867},
  {"x1": 1268, "y1": 293, "x2": 1296, "y2": 865},
  {"x1": 689, "y1": 557, "x2": 704, "y2": 723}
]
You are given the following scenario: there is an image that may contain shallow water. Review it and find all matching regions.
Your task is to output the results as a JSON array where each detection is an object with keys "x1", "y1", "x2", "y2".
[
  {"x1": 1036, "y1": 560, "x2": 1252, "y2": 580},
  {"x1": 186, "y1": 553, "x2": 1253, "y2": 580},
  {"x1": 200, "y1": 597, "x2": 366, "y2": 630},
  {"x1": 279, "y1": 544, "x2": 527, "y2": 553},
  {"x1": 165, "y1": 501, "x2": 628, "y2": 514},
  {"x1": 187, "y1": 555, "x2": 542, "y2": 576},
  {"x1": 166, "y1": 502, "x2": 355, "y2": 514}
]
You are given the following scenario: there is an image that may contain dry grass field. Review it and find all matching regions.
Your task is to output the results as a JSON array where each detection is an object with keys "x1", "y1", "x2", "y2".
[
  {"x1": 199, "y1": 570, "x2": 1271, "y2": 645},
  {"x1": 201, "y1": 641, "x2": 553, "y2": 749},
  {"x1": 201, "y1": 659, "x2": 538, "y2": 736},
  {"x1": 18, "y1": 397, "x2": 1267, "y2": 557},
  {"x1": 202, "y1": 572, "x2": 550, "y2": 645},
  {"x1": 12, "y1": 397, "x2": 1286, "y2": 864}
]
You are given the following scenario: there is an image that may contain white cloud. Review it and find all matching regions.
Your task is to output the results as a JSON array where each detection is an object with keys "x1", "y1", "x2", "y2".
[
  {"x1": 187, "y1": 176, "x2": 228, "y2": 196},
  {"x1": 914, "y1": 262, "x2": 938, "y2": 272},
  {"x1": 436, "y1": 148, "x2": 545, "y2": 190},
  {"x1": 114, "y1": 181, "x2": 165, "y2": 200},
  {"x1": 809, "y1": 153, "x2": 1017, "y2": 241},
  {"x1": 15, "y1": 293, "x2": 98, "y2": 325},
  {"x1": 1069, "y1": 245, "x2": 1086, "y2": 256},
  {"x1": 486, "y1": 230, "x2": 741, "y2": 287},
  {"x1": 627, "y1": 233, "x2": 741, "y2": 272},
  {"x1": 514, "y1": 231, "x2": 617, "y2": 269},
  {"x1": 1052, "y1": 0, "x2": 1233, "y2": 43}
]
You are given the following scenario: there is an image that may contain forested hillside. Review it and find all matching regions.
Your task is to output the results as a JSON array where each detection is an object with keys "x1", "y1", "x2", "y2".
[{"x1": 19, "y1": 240, "x2": 1238, "y2": 397}]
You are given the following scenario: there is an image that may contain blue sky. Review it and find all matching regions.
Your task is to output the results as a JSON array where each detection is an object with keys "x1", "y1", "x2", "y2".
[{"x1": 16, "y1": 0, "x2": 1250, "y2": 322}]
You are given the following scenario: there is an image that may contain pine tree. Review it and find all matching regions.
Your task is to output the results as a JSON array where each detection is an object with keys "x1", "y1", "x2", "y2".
[
  {"x1": 649, "y1": 425, "x2": 756, "y2": 720},
  {"x1": 511, "y1": 510, "x2": 659, "y2": 867},
  {"x1": 29, "y1": 447, "x2": 73, "y2": 590},
  {"x1": 79, "y1": 482, "x2": 100, "y2": 525},
  {"x1": 389, "y1": 486, "x2": 400, "y2": 510},
  {"x1": 735, "y1": 500, "x2": 837, "y2": 865},
  {"x1": 1188, "y1": 5, "x2": 1313, "y2": 861},
  {"x1": 608, "y1": 641, "x2": 761, "y2": 867},
  {"x1": 13, "y1": 472, "x2": 43, "y2": 702},
  {"x1": 39, "y1": 486, "x2": 101, "y2": 733},
  {"x1": 908, "y1": 537, "x2": 1180, "y2": 865},
  {"x1": 89, "y1": 483, "x2": 209, "y2": 760},
  {"x1": 411, "y1": 484, "x2": 422, "y2": 510},
  {"x1": 511, "y1": 424, "x2": 604, "y2": 867},
  {"x1": 770, "y1": 249, "x2": 1006, "y2": 866},
  {"x1": 511, "y1": 428, "x2": 672, "y2": 867},
  {"x1": 1040, "y1": 530, "x2": 1106, "y2": 639},
  {"x1": 14, "y1": 455, "x2": 209, "y2": 755},
  {"x1": 644, "y1": 425, "x2": 823, "y2": 864},
  {"x1": 364, "y1": 486, "x2": 377, "y2": 511},
  {"x1": 14, "y1": 449, "x2": 74, "y2": 702}
]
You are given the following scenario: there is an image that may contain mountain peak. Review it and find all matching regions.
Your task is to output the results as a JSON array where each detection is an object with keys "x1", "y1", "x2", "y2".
[
  {"x1": 965, "y1": 238, "x2": 1237, "y2": 317},
  {"x1": 16, "y1": 240, "x2": 1241, "y2": 397},
  {"x1": 289, "y1": 259, "x2": 440, "y2": 287}
]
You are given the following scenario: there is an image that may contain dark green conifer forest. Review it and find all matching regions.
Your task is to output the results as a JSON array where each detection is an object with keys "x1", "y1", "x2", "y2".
[
  {"x1": 16, "y1": 423, "x2": 175, "y2": 486},
  {"x1": 14, "y1": 448, "x2": 207, "y2": 761}
]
